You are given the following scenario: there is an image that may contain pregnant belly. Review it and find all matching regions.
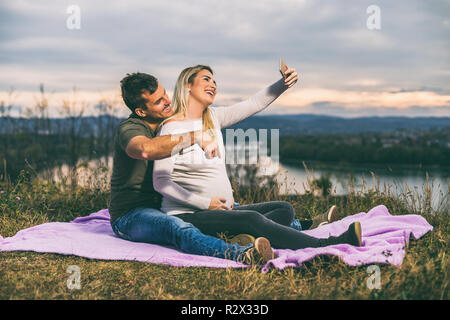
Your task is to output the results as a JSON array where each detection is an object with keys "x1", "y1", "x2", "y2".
[{"x1": 174, "y1": 175, "x2": 233, "y2": 206}]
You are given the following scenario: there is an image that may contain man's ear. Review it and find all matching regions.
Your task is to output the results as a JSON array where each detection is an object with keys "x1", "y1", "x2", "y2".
[{"x1": 134, "y1": 107, "x2": 146, "y2": 117}]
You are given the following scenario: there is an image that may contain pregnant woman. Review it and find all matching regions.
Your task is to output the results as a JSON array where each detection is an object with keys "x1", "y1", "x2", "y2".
[{"x1": 153, "y1": 64, "x2": 362, "y2": 251}]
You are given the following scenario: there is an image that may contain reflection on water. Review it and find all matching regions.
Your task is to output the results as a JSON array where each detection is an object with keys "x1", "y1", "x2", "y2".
[{"x1": 275, "y1": 161, "x2": 449, "y2": 212}]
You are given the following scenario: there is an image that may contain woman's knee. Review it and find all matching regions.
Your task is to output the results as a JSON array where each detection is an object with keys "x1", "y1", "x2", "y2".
[
  {"x1": 234, "y1": 210, "x2": 265, "y2": 225},
  {"x1": 273, "y1": 201, "x2": 295, "y2": 220}
]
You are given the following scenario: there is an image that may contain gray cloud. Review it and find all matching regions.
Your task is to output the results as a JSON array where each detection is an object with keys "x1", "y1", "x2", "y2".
[
  {"x1": 0, "y1": 0, "x2": 449, "y2": 117},
  {"x1": 389, "y1": 86, "x2": 445, "y2": 94}
]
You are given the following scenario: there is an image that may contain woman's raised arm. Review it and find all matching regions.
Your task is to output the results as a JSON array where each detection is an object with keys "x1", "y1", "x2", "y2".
[{"x1": 212, "y1": 66, "x2": 298, "y2": 129}]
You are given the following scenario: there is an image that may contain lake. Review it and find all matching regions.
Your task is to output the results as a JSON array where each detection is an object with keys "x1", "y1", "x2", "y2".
[
  {"x1": 274, "y1": 160, "x2": 449, "y2": 213},
  {"x1": 43, "y1": 155, "x2": 449, "y2": 213}
]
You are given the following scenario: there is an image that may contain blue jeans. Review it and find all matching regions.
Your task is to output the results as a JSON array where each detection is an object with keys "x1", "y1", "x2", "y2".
[
  {"x1": 290, "y1": 219, "x2": 303, "y2": 231},
  {"x1": 111, "y1": 206, "x2": 251, "y2": 261}
]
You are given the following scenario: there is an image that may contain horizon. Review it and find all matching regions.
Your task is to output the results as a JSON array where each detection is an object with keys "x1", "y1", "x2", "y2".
[{"x1": 1, "y1": 112, "x2": 450, "y2": 121}]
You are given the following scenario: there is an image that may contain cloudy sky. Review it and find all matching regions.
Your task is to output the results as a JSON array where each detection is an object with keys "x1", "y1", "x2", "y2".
[{"x1": 1, "y1": 0, "x2": 449, "y2": 118}]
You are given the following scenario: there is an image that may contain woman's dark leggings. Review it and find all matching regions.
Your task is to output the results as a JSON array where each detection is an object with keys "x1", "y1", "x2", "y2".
[{"x1": 176, "y1": 201, "x2": 324, "y2": 250}]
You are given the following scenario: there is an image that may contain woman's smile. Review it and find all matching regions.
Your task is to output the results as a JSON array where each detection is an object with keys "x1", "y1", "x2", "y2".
[
  {"x1": 204, "y1": 87, "x2": 216, "y2": 101},
  {"x1": 189, "y1": 69, "x2": 217, "y2": 106}
]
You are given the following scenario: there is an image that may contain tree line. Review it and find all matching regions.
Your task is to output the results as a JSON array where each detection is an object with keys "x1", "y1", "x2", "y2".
[
  {"x1": 1, "y1": 86, "x2": 449, "y2": 183},
  {"x1": 0, "y1": 86, "x2": 121, "y2": 184},
  {"x1": 279, "y1": 129, "x2": 450, "y2": 166}
]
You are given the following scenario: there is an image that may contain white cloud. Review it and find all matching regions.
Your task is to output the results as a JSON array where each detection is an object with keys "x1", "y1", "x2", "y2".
[{"x1": 279, "y1": 87, "x2": 450, "y2": 109}]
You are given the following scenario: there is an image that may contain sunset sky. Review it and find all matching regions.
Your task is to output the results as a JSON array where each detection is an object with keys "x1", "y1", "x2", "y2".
[{"x1": 1, "y1": 0, "x2": 449, "y2": 118}]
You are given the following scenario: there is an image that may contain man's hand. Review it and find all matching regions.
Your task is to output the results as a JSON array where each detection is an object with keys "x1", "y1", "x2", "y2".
[
  {"x1": 195, "y1": 130, "x2": 220, "y2": 159},
  {"x1": 209, "y1": 197, "x2": 231, "y2": 210}
]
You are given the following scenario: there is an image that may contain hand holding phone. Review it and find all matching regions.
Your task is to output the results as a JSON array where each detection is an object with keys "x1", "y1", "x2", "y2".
[
  {"x1": 280, "y1": 59, "x2": 289, "y2": 80},
  {"x1": 279, "y1": 59, "x2": 298, "y2": 88}
]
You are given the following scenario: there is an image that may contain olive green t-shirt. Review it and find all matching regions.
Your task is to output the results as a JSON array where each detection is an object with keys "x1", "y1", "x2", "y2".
[{"x1": 109, "y1": 113, "x2": 162, "y2": 222}]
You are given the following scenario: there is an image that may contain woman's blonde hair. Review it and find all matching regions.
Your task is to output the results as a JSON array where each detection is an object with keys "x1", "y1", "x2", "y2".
[{"x1": 160, "y1": 65, "x2": 216, "y2": 137}]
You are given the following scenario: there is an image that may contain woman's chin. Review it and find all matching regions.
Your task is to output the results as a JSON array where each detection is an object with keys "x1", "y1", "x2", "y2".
[{"x1": 204, "y1": 97, "x2": 214, "y2": 106}]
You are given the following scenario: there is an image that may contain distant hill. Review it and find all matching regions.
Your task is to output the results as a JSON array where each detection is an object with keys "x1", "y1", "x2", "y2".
[
  {"x1": 1, "y1": 114, "x2": 449, "y2": 137},
  {"x1": 225, "y1": 114, "x2": 450, "y2": 135}
]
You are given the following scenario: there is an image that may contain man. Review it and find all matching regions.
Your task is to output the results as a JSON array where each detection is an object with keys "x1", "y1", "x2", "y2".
[{"x1": 109, "y1": 72, "x2": 274, "y2": 264}]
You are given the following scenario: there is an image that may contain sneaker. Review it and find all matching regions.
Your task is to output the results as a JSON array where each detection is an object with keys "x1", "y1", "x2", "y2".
[
  {"x1": 311, "y1": 205, "x2": 339, "y2": 229},
  {"x1": 228, "y1": 234, "x2": 255, "y2": 246},
  {"x1": 238, "y1": 237, "x2": 276, "y2": 265},
  {"x1": 341, "y1": 221, "x2": 362, "y2": 246},
  {"x1": 321, "y1": 221, "x2": 363, "y2": 247}
]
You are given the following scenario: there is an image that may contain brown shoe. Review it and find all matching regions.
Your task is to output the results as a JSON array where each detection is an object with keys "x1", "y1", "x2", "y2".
[
  {"x1": 238, "y1": 237, "x2": 276, "y2": 265},
  {"x1": 311, "y1": 205, "x2": 339, "y2": 229}
]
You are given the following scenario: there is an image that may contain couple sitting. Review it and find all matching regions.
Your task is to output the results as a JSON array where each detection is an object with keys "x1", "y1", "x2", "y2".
[{"x1": 109, "y1": 62, "x2": 362, "y2": 265}]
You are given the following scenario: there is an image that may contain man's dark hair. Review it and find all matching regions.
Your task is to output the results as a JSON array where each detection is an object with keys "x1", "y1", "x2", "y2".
[{"x1": 120, "y1": 72, "x2": 159, "y2": 113}]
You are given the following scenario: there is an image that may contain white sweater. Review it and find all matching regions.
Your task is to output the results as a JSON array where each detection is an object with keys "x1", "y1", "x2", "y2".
[{"x1": 153, "y1": 77, "x2": 287, "y2": 215}]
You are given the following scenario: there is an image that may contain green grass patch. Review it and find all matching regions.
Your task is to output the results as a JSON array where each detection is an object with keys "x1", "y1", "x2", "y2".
[{"x1": 0, "y1": 173, "x2": 448, "y2": 300}]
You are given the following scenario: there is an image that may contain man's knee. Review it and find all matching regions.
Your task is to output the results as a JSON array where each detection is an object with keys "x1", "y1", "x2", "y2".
[{"x1": 168, "y1": 215, "x2": 198, "y2": 233}]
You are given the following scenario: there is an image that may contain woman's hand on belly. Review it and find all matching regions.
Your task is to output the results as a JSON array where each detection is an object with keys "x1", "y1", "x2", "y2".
[{"x1": 208, "y1": 197, "x2": 232, "y2": 210}]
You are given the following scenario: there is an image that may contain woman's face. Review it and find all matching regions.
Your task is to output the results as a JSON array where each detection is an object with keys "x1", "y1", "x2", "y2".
[{"x1": 188, "y1": 69, "x2": 217, "y2": 108}]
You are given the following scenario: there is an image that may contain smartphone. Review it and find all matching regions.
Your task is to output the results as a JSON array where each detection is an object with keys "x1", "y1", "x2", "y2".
[{"x1": 280, "y1": 59, "x2": 288, "y2": 79}]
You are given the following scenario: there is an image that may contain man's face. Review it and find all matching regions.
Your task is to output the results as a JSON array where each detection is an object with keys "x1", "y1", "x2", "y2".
[{"x1": 135, "y1": 82, "x2": 174, "y2": 121}]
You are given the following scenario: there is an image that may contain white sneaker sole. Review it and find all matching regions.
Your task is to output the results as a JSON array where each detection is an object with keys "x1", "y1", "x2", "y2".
[
  {"x1": 254, "y1": 237, "x2": 275, "y2": 262},
  {"x1": 327, "y1": 205, "x2": 339, "y2": 223},
  {"x1": 354, "y1": 221, "x2": 362, "y2": 247}
]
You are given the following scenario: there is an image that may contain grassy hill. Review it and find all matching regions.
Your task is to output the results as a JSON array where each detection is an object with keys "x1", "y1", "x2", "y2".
[{"x1": 226, "y1": 114, "x2": 450, "y2": 135}]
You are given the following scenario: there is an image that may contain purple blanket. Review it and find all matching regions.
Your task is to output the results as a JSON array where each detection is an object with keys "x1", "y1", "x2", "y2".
[{"x1": 0, "y1": 205, "x2": 433, "y2": 272}]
